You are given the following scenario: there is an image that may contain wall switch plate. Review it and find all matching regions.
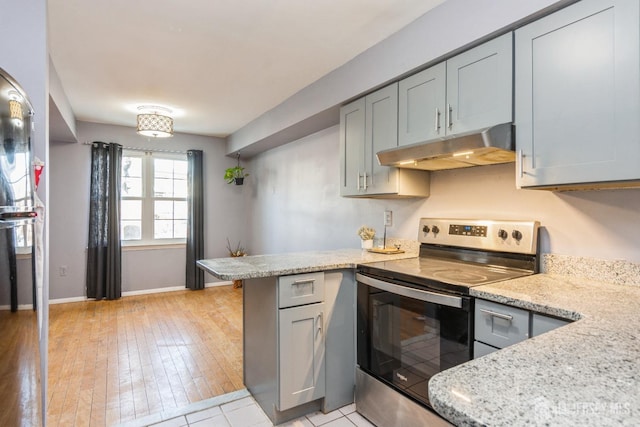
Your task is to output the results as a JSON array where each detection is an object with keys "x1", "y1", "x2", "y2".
[{"x1": 384, "y1": 210, "x2": 393, "y2": 227}]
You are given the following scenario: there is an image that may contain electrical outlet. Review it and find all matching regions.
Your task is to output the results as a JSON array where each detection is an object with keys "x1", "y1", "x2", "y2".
[
  {"x1": 59, "y1": 265, "x2": 67, "y2": 277},
  {"x1": 384, "y1": 210, "x2": 393, "y2": 227}
]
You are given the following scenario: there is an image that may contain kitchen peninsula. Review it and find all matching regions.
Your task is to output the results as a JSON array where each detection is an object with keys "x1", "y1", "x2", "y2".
[
  {"x1": 200, "y1": 250, "x2": 640, "y2": 427},
  {"x1": 197, "y1": 247, "x2": 418, "y2": 425}
]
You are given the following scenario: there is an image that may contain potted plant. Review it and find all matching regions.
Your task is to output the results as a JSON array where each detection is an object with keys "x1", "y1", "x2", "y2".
[
  {"x1": 225, "y1": 153, "x2": 249, "y2": 185},
  {"x1": 357, "y1": 226, "x2": 376, "y2": 249},
  {"x1": 224, "y1": 165, "x2": 249, "y2": 185}
]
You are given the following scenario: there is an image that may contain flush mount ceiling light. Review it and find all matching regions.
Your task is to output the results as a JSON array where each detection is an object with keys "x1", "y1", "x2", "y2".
[{"x1": 136, "y1": 105, "x2": 174, "y2": 138}]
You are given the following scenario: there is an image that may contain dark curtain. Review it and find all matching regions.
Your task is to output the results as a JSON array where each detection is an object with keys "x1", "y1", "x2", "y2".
[
  {"x1": 86, "y1": 141, "x2": 122, "y2": 300},
  {"x1": 186, "y1": 149, "x2": 204, "y2": 290}
]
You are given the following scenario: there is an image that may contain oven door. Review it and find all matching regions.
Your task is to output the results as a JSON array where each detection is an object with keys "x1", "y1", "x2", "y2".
[{"x1": 356, "y1": 272, "x2": 472, "y2": 408}]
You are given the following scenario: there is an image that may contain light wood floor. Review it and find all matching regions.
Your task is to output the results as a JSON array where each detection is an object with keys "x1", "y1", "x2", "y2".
[
  {"x1": 47, "y1": 285, "x2": 244, "y2": 427},
  {"x1": 0, "y1": 309, "x2": 42, "y2": 427}
]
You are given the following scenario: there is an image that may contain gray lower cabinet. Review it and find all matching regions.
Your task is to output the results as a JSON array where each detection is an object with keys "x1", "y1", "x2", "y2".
[
  {"x1": 515, "y1": 0, "x2": 640, "y2": 189},
  {"x1": 474, "y1": 299, "x2": 571, "y2": 358},
  {"x1": 279, "y1": 302, "x2": 325, "y2": 411},
  {"x1": 531, "y1": 312, "x2": 570, "y2": 338},
  {"x1": 474, "y1": 299, "x2": 529, "y2": 351},
  {"x1": 244, "y1": 270, "x2": 355, "y2": 425},
  {"x1": 398, "y1": 33, "x2": 513, "y2": 147},
  {"x1": 340, "y1": 83, "x2": 430, "y2": 197}
]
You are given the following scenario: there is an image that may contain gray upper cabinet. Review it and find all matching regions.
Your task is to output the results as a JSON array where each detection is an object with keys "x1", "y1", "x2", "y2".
[
  {"x1": 340, "y1": 83, "x2": 430, "y2": 197},
  {"x1": 515, "y1": 0, "x2": 640, "y2": 189},
  {"x1": 364, "y1": 84, "x2": 399, "y2": 194},
  {"x1": 398, "y1": 33, "x2": 513, "y2": 147},
  {"x1": 339, "y1": 98, "x2": 365, "y2": 195},
  {"x1": 398, "y1": 63, "x2": 446, "y2": 146},
  {"x1": 447, "y1": 33, "x2": 513, "y2": 134}
]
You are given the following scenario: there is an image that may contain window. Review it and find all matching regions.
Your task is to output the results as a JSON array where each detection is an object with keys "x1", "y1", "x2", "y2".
[
  {"x1": 5, "y1": 151, "x2": 33, "y2": 254},
  {"x1": 120, "y1": 151, "x2": 188, "y2": 246}
]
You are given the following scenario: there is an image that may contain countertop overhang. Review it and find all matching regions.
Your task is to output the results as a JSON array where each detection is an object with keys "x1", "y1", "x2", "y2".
[
  {"x1": 428, "y1": 274, "x2": 640, "y2": 426},
  {"x1": 197, "y1": 248, "x2": 418, "y2": 281}
]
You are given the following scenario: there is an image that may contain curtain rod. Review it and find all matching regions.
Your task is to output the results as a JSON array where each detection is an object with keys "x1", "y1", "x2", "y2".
[{"x1": 82, "y1": 141, "x2": 187, "y2": 155}]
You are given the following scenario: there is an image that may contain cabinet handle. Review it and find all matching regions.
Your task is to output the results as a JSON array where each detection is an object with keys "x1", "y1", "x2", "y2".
[
  {"x1": 435, "y1": 107, "x2": 441, "y2": 132},
  {"x1": 480, "y1": 308, "x2": 513, "y2": 322},
  {"x1": 292, "y1": 279, "x2": 314, "y2": 285},
  {"x1": 447, "y1": 104, "x2": 453, "y2": 130},
  {"x1": 356, "y1": 172, "x2": 361, "y2": 190},
  {"x1": 363, "y1": 172, "x2": 368, "y2": 190},
  {"x1": 317, "y1": 312, "x2": 323, "y2": 335},
  {"x1": 517, "y1": 149, "x2": 524, "y2": 178}
]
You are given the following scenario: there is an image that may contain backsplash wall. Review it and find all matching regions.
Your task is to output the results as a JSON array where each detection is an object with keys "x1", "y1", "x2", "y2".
[{"x1": 246, "y1": 125, "x2": 640, "y2": 263}]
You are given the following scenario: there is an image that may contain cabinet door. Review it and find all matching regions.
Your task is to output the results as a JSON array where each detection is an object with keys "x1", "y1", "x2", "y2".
[
  {"x1": 516, "y1": 0, "x2": 640, "y2": 188},
  {"x1": 398, "y1": 63, "x2": 446, "y2": 146},
  {"x1": 447, "y1": 32, "x2": 513, "y2": 135},
  {"x1": 365, "y1": 83, "x2": 398, "y2": 194},
  {"x1": 339, "y1": 99, "x2": 365, "y2": 196},
  {"x1": 278, "y1": 303, "x2": 325, "y2": 411}
]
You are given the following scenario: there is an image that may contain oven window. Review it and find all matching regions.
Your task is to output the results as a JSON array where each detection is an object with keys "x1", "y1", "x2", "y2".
[{"x1": 358, "y1": 283, "x2": 471, "y2": 406}]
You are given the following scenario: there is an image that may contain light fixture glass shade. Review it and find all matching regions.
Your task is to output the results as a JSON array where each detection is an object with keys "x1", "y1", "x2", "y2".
[
  {"x1": 9, "y1": 99, "x2": 23, "y2": 119},
  {"x1": 136, "y1": 113, "x2": 174, "y2": 138}
]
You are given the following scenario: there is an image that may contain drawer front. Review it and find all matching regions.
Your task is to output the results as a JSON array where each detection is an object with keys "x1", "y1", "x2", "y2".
[
  {"x1": 531, "y1": 313, "x2": 570, "y2": 337},
  {"x1": 475, "y1": 299, "x2": 529, "y2": 349},
  {"x1": 473, "y1": 340, "x2": 499, "y2": 359},
  {"x1": 278, "y1": 272, "x2": 325, "y2": 308}
]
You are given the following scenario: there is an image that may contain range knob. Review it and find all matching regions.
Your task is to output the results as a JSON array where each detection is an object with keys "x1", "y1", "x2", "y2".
[
  {"x1": 432, "y1": 225, "x2": 440, "y2": 235},
  {"x1": 422, "y1": 225, "x2": 430, "y2": 234},
  {"x1": 498, "y1": 229, "x2": 508, "y2": 240},
  {"x1": 512, "y1": 230, "x2": 523, "y2": 241}
]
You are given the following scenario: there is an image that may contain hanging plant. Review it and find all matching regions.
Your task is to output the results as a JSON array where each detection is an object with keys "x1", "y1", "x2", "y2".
[{"x1": 224, "y1": 153, "x2": 249, "y2": 185}]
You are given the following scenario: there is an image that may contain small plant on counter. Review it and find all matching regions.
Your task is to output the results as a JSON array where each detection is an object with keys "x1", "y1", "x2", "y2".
[
  {"x1": 226, "y1": 238, "x2": 246, "y2": 289},
  {"x1": 226, "y1": 238, "x2": 247, "y2": 257},
  {"x1": 357, "y1": 226, "x2": 376, "y2": 241}
]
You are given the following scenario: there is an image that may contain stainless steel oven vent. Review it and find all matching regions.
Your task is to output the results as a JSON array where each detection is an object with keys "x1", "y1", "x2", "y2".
[{"x1": 376, "y1": 123, "x2": 514, "y2": 171}]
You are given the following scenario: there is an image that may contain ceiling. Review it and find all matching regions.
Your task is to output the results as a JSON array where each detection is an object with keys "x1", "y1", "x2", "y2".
[{"x1": 48, "y1": 0, "x2": 445, "y2": 139}]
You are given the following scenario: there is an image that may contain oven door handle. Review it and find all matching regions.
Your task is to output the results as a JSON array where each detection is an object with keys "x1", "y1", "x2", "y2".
[{"x1": 356, "y1": 273, "x2": 463, "y2": 309}]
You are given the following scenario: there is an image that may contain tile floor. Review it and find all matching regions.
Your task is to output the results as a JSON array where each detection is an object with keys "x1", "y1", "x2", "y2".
[{"x1": 118, "y1": 389, "x2": 375, "y2": 427}]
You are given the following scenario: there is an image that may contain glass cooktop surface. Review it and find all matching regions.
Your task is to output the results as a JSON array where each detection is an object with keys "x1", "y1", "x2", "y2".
[{"x1": 360, "y1": 257, "x2": 533, "y2": 288}]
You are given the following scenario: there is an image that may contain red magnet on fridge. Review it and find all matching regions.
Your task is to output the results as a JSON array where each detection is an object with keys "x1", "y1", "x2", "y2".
[{"x1": 33, "y1": 157, "x2": 44, "y2": 189}]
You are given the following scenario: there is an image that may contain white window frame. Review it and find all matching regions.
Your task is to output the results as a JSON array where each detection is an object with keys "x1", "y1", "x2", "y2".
[{"x1": 121, "y1": 150, "x2": 188, "y2": 247}]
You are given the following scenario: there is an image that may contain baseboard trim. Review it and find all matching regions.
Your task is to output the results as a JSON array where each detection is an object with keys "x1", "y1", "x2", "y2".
[
  {"x1": 0, "y1": 304, "x2": 37, "y2": 311},
  {"x1": 48, "y1": 281, "x2": 234, "y2": 305}
]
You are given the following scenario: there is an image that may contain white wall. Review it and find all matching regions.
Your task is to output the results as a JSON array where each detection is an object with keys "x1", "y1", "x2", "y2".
[
  {"x1": 247, "y1": 125, "x2": 640, "y2": 263},
  {"x1": 49, "y1": 121, "x2": 247, "y2": 299}
]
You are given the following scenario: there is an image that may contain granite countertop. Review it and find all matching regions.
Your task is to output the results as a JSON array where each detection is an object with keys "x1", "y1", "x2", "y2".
[
  {"x1": 428, "y1": 274, "x2": 640, "y2": 426},
  {"x1": 197, "y1": 247, "x2": 418, "y2": 280}
]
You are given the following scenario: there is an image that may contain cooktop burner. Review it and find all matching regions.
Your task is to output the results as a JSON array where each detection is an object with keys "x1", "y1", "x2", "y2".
[{"x1": 431, "y1": 270, "x2": 488, "y2": 284}]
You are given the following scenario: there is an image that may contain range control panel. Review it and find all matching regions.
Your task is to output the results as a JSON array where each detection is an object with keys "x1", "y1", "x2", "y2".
[
  {"x1": 449, "y1": 224, "x2": 487, "y2": 237},
  {"x1": 419, "y1": 218, "x2": 540, "y2": 255}
]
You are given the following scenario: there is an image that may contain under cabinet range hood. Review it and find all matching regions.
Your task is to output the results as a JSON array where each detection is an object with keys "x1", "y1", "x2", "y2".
[{"x1": 377, "y1": 123, "x2": 515, "y2": 171}]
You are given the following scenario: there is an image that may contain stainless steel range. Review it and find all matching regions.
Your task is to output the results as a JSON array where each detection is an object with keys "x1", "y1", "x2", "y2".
[{"x1": 356, "y1": 218, "x2": 539, "y2": 427}]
